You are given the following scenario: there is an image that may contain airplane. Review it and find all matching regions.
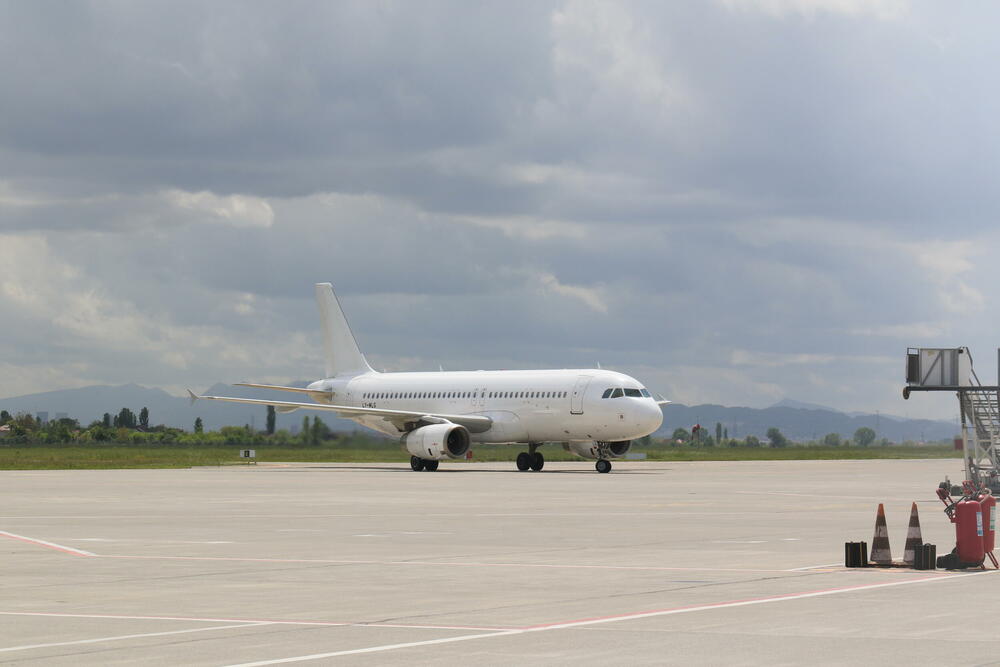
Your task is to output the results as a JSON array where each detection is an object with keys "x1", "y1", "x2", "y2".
[{"x1": 189, "y1": 283, "x2": 667, "y2": 473}]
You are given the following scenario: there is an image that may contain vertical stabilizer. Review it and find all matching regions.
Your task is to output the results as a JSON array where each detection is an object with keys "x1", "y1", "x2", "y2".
[{"x1": 315, "y1": 283, "x2": 374, "y2": 377}]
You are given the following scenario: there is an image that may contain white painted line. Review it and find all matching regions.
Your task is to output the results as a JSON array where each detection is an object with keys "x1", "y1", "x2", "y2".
[
  {"x1": 787, "y1": 562, "x2": 843, "y2": 571},
  {"x1": 223, "y1": 630, "x2": 522, "y2": 666},
  {"x1": 222, "y1": 569, "x2": 1000, "y2": 665},
  {"x1": 0, "y1": 622, "x2": 271, "y2": 654},
  {"x1": 0, "y1": 611, "x2": 509, "y2": 632},
  {"x1": 0, "y1": 530, "x2": 95, "y2": 557}
]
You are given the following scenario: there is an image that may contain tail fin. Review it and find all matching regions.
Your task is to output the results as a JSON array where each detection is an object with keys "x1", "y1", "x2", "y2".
[{"x1": 314, "y1": 283, "x2": 375, "y2": 377}]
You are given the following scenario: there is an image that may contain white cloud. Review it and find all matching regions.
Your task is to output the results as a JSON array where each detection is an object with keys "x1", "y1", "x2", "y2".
[
  {"x1": 731, "y1": 350, "x2": 836, "y2": 367},
  {"x1": 164, "y1": 190, "x2": 274, "y2": 228},
  {"x1": 849, "y1": 323, "x2": 947, "y2": 338},
  {"x1": 537, "y1": 272, "x2": 608, "y2": 314},
  {"x1": 718, "y1": 0, "x2": 908, "y2": 20}
]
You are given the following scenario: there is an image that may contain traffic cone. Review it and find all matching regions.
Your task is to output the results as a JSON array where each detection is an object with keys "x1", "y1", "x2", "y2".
[
  {"x1": 902, "y1": 502, "x2": 923, "y2": 566},
  {"x1": 870, "y1": 503, "x2": 893, "y2": 565}
]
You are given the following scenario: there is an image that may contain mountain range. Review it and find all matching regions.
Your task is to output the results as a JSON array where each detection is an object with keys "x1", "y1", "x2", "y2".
[{"x1": 0, "y1": 384, "x2": 958, "y2": 442}]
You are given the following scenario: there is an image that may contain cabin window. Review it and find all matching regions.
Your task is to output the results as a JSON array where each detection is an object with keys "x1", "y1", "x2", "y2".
[{"x1": 610, "y1": 388, "x2": 624, "y2": 398}]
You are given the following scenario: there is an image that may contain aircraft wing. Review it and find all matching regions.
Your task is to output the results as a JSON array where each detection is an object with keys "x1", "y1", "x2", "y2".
[
  {"x1": 187, "y1": 390, "x2": 493, "y2": 434},
  {"x1": 233, "y1": 383, "x2": 333, "y2": 399}
]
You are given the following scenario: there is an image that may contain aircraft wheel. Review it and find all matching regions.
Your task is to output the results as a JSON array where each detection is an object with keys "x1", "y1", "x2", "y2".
[
  {"x1": 516, "y1": 452, "x2": 531, "y2": 471},
  {"x1": 410, "y1": 456, "x2": 425, "y2": 472},
  {"x1": 424, "y1": 459, "x2": 439, "y2": 472},
  {"x1": 596, "y1": 459, "x2": 612, "y2": 474},
  {"x1": 529, "y1": 452, "x2": 545, "y2": 471}
]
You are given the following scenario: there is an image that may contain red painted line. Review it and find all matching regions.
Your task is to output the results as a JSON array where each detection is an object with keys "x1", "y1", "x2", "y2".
[{"x1": 0, "y1": 531, "x2": 95, "y2": 557}]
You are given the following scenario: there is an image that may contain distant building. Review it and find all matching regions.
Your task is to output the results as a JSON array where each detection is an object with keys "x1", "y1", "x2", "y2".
[{"x1": 36, "y1": 411, "x2": 48, "y2": 425}]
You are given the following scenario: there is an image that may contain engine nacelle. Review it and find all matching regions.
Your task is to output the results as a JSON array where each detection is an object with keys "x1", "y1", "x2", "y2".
[
  {"x1": 402, "y1": 423, "x2": 470, "y2": 461},
  {"x1": 564, "y1": 440, "x2": 631, "y2": 460}
]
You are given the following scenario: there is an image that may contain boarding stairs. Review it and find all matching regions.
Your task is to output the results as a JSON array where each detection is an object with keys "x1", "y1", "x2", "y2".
[
  {"x1": 958, "y1": 378, "x2": 1000, "y2": 491},
  {"x1": 904, "y1": 347, "x2": 1000, "y2": 492}
]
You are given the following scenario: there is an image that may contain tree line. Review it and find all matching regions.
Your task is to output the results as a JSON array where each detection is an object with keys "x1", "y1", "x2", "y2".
[
  {"x1": 666, "y1": 422, "x2": 890, "y2": 448},
  {"x1": 0, "y1": 405, "x2": 341, "y2": 446},
  {"x1": 1, "y1": 407, "x2": 935, "y2": 448}
]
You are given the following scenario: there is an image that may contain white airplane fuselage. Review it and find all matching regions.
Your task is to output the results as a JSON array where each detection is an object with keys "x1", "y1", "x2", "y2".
[
  {"x1": 306, "y1": 368, "x2": 663, "y2": 444},
  {"x1": 196, "y1": 283, "x2": 667, "y2": 472}
]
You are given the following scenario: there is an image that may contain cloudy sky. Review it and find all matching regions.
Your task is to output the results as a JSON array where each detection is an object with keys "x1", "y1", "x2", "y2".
[{"x1": 2, "y1": 0, "x2": 997, "y2": 418}]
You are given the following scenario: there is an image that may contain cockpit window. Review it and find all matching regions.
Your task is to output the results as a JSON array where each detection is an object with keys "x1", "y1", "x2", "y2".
[
  {"x1": 624, "y1": 388, "x2": 642, "y2": 397},
  {"x1": 640, "y1": 388, "x2": 651, "y2": 398},
  {"x1": 609, "y1": 388, "x2": 624, "y2": 398},
  {"x1": 601, "y1": 388, "x2": 613, "y2": 399}
]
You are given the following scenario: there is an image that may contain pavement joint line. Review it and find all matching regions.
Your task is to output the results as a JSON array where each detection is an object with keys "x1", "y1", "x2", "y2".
[
  {"x1": 218, "y1": 568, "x2": 1000, "y2": 666},
  {"x1": 94, "y1": 553, "x2": 802, "y2": 573},
  {"x1": 0, "y1": 622, "x2": 274, "y2": 654},
  {"x1": 0, "y1": 535, "x2": 927, "y2": 574},
  {"x1": 0, "y1": 529, "x2": 965, "y2": 577},
  {"x1": 0, "y1": 612, "x2": 512, "y2": 632},
  {"x1": 0, "y1": 530, "x2": 96, "y2": 557}
]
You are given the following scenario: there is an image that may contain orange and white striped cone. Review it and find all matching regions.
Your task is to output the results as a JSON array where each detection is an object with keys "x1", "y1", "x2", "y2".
[
  {"x1": 902, "y1": 502, "x2": 923, "y2": 566},
  {"x1": 870, "y1": 503, "x2": 893, "y2": 565}
]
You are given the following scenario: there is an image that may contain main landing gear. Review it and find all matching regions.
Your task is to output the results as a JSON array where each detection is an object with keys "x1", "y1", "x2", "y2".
[
  {"x1": 516, "y1": 444, "x2": 544, "y2": 471},
  {"x1": 410, "y1": 456, "x2": 439, "y2": 472},
  {"x1": 595, "y1": 459, "x2": 612, "y2": 474}
]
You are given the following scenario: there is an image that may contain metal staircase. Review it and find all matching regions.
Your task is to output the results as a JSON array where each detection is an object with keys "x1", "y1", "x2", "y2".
[
  {"x1": 957, "y1": 379, "x2": 1000, "y2": 491},
  {"x1": 904, "y1": 347, "x2": 1000, "y2": 492}
]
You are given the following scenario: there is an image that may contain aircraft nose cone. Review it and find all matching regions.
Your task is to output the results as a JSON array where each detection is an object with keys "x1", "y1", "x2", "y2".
[{"x1": 642, "y1": 401, "x2": 663, "y2": 434}]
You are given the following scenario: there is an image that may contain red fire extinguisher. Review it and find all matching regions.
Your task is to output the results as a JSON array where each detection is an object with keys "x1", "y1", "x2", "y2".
[
  {"x1": 980, "y1": 492, "x2": 996, "y2": 551},
  {"x1": 953, "y1": 498, "x2": 985, "y2": 566},
  {"x1": 977, "y1": 490, "x2": 998, "y2": 567}
]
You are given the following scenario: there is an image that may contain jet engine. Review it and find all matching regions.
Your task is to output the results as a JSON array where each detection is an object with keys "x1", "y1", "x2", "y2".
[
  {"x1": 564, "y1": 440, "x2": 631, "y2": 460},
  {"x1": 402, "y1": 423, "x2": 470, "y2": 461}
]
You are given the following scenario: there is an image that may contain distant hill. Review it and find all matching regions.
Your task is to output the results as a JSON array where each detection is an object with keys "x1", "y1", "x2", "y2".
[
  {"x1": 658, "y1": 403, "x2": 956, "y2": 442},
  {"x1": 0, "y1": 384, "x2": 957, "y2": 442}
]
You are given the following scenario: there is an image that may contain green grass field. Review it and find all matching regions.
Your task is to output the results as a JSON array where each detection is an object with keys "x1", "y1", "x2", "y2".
[{"x1": 0, "y1": 442, "x2": 961, "y2": 470}]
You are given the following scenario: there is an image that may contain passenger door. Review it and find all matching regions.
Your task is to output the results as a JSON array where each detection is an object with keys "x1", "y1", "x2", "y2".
[
  {"x1": 570, "y1": 375, "x2": 592, "y2": 415},
  {"x1": 471, "y1": 387, "x2": 487, "y2": 411}
]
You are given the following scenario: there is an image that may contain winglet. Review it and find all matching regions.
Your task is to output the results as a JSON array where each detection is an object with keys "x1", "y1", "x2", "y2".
[{"x1": 187, "y1": 389, "x2": 200, "y2": 406}]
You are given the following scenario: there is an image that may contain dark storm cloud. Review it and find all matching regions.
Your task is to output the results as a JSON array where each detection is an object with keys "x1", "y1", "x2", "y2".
[{"x1": 2, "y1": 1, "x2": 999, "y2": 418}]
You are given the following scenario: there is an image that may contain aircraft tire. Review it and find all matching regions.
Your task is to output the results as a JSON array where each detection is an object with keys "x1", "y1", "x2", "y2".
[
  {"x1": 596, "y1": 459, "x2": 612, "y2": 474},
  {"x1": 516, "y1": 452, "x2": 531, "y2": 471},
  {"x1": 424, "y1": 459, "x2": 439, "y2": 472},
  {"x1": 410, "y1": 456, "x2": 425, "y2": 472},
  {"x1": 529, "y1": 452, "x2": 544, "y2": 471}
]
